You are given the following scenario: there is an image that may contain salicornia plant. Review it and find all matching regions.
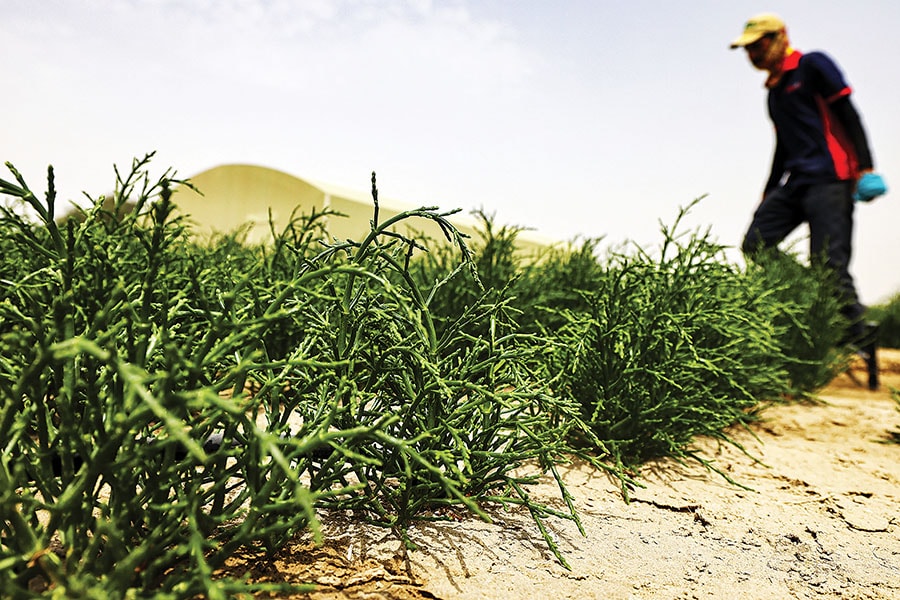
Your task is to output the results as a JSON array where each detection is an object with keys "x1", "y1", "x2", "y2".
[
  {"x1": 1, "y1": 156, "x2": 857, "y2": 597},
  {"x1": 0, "y1": 157, "x2": 589, "y2": 597}
]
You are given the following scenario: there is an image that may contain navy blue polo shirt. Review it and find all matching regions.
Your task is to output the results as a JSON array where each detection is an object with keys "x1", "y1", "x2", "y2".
[{"x1": 768, "y1": 50, "x2": 859, "y2": 185}]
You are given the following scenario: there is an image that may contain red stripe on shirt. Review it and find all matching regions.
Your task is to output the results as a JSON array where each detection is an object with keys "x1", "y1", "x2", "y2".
[{"x1": 816, "y1": 93, "x2": 859, "y2": 180}]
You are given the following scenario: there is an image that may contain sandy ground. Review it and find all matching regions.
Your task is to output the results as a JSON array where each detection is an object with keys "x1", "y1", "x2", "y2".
[{"x1": 230, "y1": 350, "x2": 900, "y2": 600}]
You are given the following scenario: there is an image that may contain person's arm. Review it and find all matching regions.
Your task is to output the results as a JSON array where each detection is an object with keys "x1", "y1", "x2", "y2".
[
  {"x1": 830, "y1": 95, "x2": 874, "y2": 172},
  {"x1": 832, "y1": 95, "x2": 887, "y2": 201}
]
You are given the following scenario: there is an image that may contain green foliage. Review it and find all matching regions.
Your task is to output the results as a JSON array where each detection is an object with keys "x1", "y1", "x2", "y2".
[
  {"x1": 548, "y1": 204, "x2": 789, "y2": 478},
  {"x1": 0, "y1": 157, "x2": 584, "y2": 597},
  {"x1": 744, "y1": 249, "x2": 850, "y2": 396},
  {"x1": 867, "y1": 292, "x2": 900, "y2": 349},
  {"x1": 1, "y1": 156, "x2": 326, "y2": 598},
  {"x1": 405, "y1": 209, "x2": 523, "y2": 346},
  {"x1": 889, "y1": 389, "x2": 900, "y2": 444},
  {"x1": 513, "y1": 236, "x2": 608, "y2": 335},
  {"x1": 409, "y1": 200, "x2": 847, "y2": 484},
  {"x1": 1, "y1": 156, "x2": 857, "y2": 597}
]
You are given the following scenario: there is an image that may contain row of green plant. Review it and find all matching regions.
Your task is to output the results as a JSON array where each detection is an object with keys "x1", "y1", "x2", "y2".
[
  {"x1": 0, "y1": 155, "x2": 852, "y2": 598},
  {"x1": 867, "y1": 293, "x2": 900, "y2": 349}
]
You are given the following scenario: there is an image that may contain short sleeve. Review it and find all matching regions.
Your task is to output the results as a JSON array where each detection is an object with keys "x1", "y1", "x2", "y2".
[{"x1": 801, "y1": 51, "x2": 852, "y2": 103}]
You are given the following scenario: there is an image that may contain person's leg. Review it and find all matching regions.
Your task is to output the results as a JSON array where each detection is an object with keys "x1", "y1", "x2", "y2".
[
  {"x1": 803, "y1": 181, "x2": 866, "y2": 339},
  {"x1": 741, "y1": 186, "x2": 804, "y2": 255}
]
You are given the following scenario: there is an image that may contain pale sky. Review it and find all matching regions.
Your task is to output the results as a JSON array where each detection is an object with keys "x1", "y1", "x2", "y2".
[{"x1": 4, "y1": 1, "x2": 900, "y2": 303}]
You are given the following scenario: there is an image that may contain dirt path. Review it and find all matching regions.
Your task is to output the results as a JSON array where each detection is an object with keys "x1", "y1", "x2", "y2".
[{"x1": 234, "y1": 351, "x2": 900, "y2": 599}]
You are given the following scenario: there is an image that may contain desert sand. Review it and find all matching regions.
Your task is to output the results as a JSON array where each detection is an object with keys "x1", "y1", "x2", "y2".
[{"x1": 230, "y1": 350, "x2": 900, "y2": 600}]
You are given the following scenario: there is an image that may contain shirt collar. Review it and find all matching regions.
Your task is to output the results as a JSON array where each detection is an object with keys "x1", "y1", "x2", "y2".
[
  {"x1": 782, "y1": 48, "x2": 802, "y2": 71},
  {"x1": 765, "y1": 48, "x2": 802, "y2": 88}
]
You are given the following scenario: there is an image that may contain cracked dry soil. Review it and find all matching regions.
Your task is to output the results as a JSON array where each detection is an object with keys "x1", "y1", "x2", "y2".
[{"x1": 224, "y1": 351, "x2": 900, "y2": 599}]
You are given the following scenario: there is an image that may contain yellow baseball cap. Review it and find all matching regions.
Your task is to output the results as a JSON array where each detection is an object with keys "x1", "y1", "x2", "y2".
[{"x1": 730, "y1": 13, "x2": 786, "y2": 48}]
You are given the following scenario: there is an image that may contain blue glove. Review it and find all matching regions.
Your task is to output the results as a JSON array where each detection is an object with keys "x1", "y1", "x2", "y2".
[{"x1": 854, "y1": 172, "x2": 887, "y2": 202}]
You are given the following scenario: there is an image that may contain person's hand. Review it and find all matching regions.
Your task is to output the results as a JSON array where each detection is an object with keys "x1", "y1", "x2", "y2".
[{"x1": 854, "y1": 172, "x2": 888, "y2": 202}]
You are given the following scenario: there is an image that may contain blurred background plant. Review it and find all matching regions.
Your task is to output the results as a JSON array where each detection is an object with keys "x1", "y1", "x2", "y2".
[
  {"x1": 889, "y1": 390, "x2": 900, "y2": 444},
  {"x1": 867, "y1": 292, "x2": 900, "y2": 349},
  {"x1": 543, "y1": 203, "x2": 794, "y2": 484}
]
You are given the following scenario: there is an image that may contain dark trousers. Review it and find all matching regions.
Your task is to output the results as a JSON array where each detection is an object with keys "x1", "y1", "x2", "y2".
[{"x1": 742, "y1": 181, "x2": 865, "y2": 337}]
